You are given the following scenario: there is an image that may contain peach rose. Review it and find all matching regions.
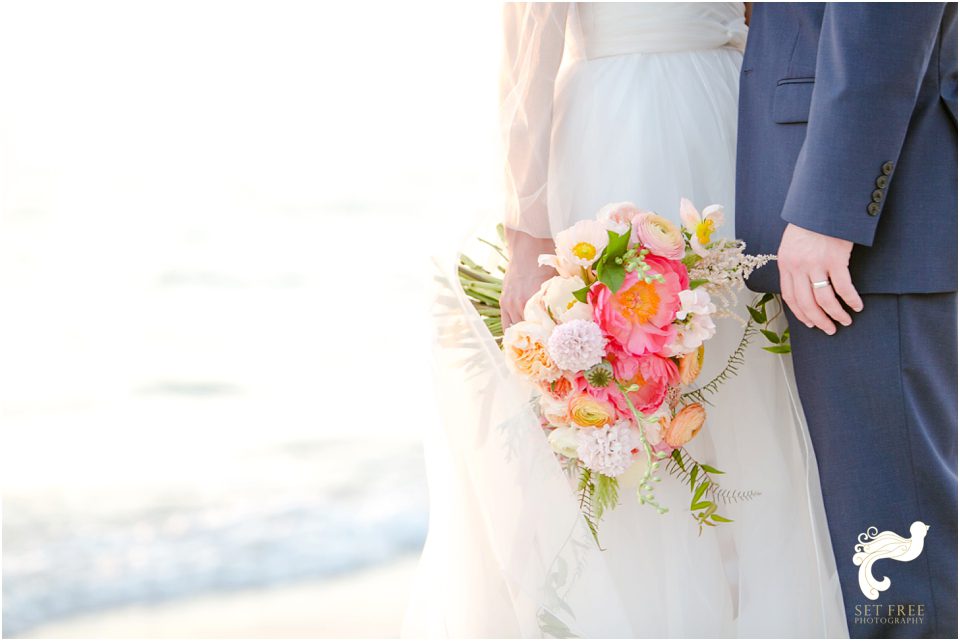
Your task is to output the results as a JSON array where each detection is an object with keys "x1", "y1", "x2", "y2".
[
  {"x1": 503, "y1": 321, "x2": 560, "y2": 383},
  {"x1": 663, "y1": 403, "x2": 707, "y2": 448}
]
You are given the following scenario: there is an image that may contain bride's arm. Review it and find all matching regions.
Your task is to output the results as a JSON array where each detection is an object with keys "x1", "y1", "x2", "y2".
[{"x1": 500, "y1": 2, "x2": 568, "y2": 329}]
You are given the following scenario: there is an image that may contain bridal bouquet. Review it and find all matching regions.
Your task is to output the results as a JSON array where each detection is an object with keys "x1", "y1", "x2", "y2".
[{"x1": 492, "y1": 200, "x2": 774, "y2": 539}]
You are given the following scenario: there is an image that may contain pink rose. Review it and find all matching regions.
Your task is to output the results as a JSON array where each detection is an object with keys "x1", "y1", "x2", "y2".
[{"x1": 589, "y1": 255, "x2": 687, "y2": 357}]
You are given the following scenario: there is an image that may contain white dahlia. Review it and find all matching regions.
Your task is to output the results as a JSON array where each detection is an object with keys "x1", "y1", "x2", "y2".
[
  {"x1": 576, "y1": 420, "x2": 642, "y2": 477},
  {"x1": 547, "y1": 319, "x2": 607, "y2": 372}
]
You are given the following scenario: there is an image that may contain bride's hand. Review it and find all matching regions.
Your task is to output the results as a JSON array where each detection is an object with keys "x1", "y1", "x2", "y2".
[{"x1": 502, "y1": 229, "x2": 556, "y2": 330}]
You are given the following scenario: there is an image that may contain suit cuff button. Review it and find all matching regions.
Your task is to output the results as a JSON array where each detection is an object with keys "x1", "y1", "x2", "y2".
[
  {"x1": 876, "y1": 175, "x2": 889, "y2": 189},
  {"x1": 882, "y1": 161, "x2": 895, "y2": 175},
  {"x1": 867, "y1": 202, "x2": 881, "y2": 216}
]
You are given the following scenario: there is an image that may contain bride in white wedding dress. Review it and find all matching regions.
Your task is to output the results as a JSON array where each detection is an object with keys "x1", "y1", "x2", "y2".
[{"x1": 405, "y1": 3, "x2": 847, "y2": 637}]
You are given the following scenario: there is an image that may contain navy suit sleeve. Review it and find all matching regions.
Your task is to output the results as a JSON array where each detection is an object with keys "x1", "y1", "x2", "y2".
[{"x1": 780, "y1": 3, "x2": 946, "y2": 246}]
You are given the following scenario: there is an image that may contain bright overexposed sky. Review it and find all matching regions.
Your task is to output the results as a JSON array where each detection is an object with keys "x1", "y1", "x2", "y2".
[{"x1": 0, "y1": 0, "x2": 505, "y2": 490}]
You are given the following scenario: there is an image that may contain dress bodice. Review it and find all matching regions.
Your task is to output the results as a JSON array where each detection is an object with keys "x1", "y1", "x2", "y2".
[{"x1": 571, "y1": 2, "x2": 747, "y2": 59}]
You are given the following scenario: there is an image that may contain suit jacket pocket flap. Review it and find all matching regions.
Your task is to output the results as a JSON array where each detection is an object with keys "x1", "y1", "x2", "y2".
[{"x1": 773, "y1": 78, "x2": 814, "y2": 124}]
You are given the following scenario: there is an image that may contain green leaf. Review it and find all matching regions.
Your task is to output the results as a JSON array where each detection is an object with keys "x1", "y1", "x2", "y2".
[
  {"x1": 699, "y1": 464, "x2": 724, "y2": 475},
  {"x1": 763, "y1": 344, "x2": 792, "y2": 354},
  {"x1": 781, "y1": 328, "x2": 790, "y2": 340},
  {"x1": 760, "y1": 329, "x2": 782, "y2": 344},
  {"x1": 682, "y1": 253, "x2": 702, "y2": 269},
  {"x1": 758, "y1": 293, "x2": 775, "y2": 305},
  {"x1": 671, "y1": 449, "x2": 685, "y2": 471},
  {"x1": 711, "y1": 514, "x2": 734, "y2": 523},
  {"x1": 689, "y1": 465, "x2": 699, "y2": 491},
  {"x1": 572, "y1": 285, "x2": 590, "y2": 304},
  {"x1": 747, "y1": 305, "x2": 767, "y2": 324},
  {"x1": 691, "y1": 501, "x2": 712, "y2": 511},
  {"x1": 599, "y1": 263, "x2": 626, "y2": 294},
  {"x1": 689, "y1": 278, "x2": 709, "y2": 289},
  {"x1": 605, "y1": 228, "x2": 631, "y2": 260},
  {"x1": 692, "y1": 480, "x2": 709, "y2": 506}
]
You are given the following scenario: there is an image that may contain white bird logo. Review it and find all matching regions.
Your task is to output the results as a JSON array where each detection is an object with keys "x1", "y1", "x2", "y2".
[{"x1": 853, "y1": 521, "x2": 930, "y2": 600}]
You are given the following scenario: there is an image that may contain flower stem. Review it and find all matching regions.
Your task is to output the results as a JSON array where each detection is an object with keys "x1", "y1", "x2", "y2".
[{"x1": 616, "y1": 381, "x2": 669, "y2": 515}]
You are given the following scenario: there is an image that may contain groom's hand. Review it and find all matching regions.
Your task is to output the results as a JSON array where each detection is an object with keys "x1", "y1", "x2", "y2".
[{"x1": 777, "y1": 223, "x2": 864, "y2": 335}]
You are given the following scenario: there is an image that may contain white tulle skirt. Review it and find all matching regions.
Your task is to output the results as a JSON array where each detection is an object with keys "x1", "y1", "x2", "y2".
[{"x1": 406, "y1": 47, "x2": 848, "y2": 638}]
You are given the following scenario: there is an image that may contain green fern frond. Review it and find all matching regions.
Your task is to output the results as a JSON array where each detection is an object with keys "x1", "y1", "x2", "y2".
[
  {"x1": 681, "y1": 320, "x2": 756, "y2": 405},
  {"x1": 665, "y1": 448, "x2": 760, "y2": 505}
]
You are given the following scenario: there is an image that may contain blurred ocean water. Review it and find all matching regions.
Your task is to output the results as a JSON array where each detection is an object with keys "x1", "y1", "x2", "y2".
[
  {"x1": 0, "y1": 208, "x2": 451, "y2": 637},
  {"x1": 2, "y1": 440, "x2": 428, "y2": 637}
]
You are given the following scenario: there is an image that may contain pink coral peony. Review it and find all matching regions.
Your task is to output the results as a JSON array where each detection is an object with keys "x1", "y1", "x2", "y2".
[{"x1": 589, "y1": 255, "x2": 687, "y2": 357}]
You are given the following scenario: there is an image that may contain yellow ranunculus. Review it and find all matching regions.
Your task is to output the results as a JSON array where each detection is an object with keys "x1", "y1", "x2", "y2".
[{"x1": 568, "y1": 394, "x2": 616, "y2": 428}]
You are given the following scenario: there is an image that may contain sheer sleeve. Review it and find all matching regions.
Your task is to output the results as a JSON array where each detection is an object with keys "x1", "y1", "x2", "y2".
[{"x1": 500, "y1": 3, "x2": 569, "y2": 239}]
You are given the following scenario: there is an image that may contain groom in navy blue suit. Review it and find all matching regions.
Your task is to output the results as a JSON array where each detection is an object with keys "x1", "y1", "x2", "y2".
[{"x1": 737, "y1": 3, "x2": 957, "y2": 638}]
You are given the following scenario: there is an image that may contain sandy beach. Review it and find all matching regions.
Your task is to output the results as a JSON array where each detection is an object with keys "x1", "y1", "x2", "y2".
[{"x1": 22, "y1": 557, "x2": 420, "y2": 639}]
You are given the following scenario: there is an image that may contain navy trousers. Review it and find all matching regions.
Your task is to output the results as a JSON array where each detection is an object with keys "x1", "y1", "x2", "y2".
[{"x1": 787, "y1": 293, "x2": 958, "y2": 638}]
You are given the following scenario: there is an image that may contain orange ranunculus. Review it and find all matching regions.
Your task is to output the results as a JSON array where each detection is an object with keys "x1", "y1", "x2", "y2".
[
  {"x1": 678, "y1": 345, "x2": 705, "y2": 385},
  {"x1": 663, "y1": 403, "x2": 706, "y2": 448}
]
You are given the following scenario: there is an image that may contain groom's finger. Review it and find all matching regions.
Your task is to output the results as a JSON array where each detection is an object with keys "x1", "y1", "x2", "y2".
[
  {"x1": 793, "y1": 273, "x2": 836, "y2": 335},
  {"x1": 780, "y1": 271, "x2": 811, "y2": 328},
  {"x1": 812, "y1": 278, "x2": 853, "y2": 327},
  {"x1": 829, "y1": 266, "x2": 864, "y2": 313}
]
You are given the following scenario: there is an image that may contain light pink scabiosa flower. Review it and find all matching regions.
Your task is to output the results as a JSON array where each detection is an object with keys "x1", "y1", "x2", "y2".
[
  {"x1": 632, "y1": 211, "x2": 685, "y2": 260},
  {"x1": 679, "y1": 198, "x2": 725, "y2": 257},
  {"x1": 547, "y1": 319, "x2": 607, "y2": 372},
  {"x1": 589, "y1": 255, "x2": 687, "y2": 357},
  {"x1": 576, "y1": 420, "x2": 643, "y2": 477}
]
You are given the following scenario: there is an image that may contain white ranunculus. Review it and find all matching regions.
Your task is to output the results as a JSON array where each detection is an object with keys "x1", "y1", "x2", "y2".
[
  {"x1": 542, "y1": 275, "x2": 592, "y2": 323},
  {"x1": 547, "y1": 425, "x2": 581, "y2": 458},
  {"x1": 522, "y1": 280, "x2": 557, "y2": 330}
]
